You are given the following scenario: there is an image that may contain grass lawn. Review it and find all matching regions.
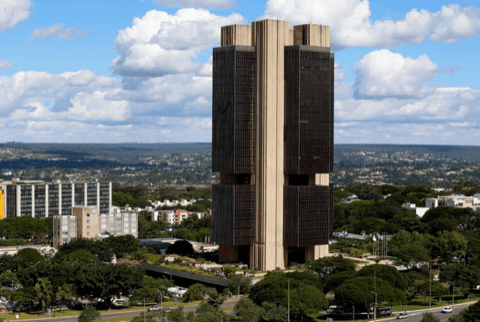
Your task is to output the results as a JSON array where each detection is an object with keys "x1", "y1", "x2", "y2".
[
  {"x1": 387, "y1": 294, "x2": 480, "y2": 312},
  {"x1": 0, "y1": 300, "x2": 205, "y2": 320}
]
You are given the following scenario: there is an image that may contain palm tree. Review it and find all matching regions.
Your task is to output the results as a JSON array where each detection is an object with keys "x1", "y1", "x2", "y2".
[{"x1": 35, "y1": 277, "x2": 54, "y2": 312}]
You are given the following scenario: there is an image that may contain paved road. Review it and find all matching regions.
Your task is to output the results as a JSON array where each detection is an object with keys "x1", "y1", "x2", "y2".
[
  {"x1": 391, "y1": 302, "x2": 475, "y2": 322},
  {"x1": 16, "y1": 300, "x2": 239, "y2": 322}
]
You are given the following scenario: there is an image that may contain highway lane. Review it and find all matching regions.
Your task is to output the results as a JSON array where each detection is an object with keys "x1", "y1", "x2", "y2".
[
  {"x1": 392, "y1": 302, "x2": 475, "y2": 322},
  {"x1": 17, "y1": 300, "x2": 239, "y2": 322}
]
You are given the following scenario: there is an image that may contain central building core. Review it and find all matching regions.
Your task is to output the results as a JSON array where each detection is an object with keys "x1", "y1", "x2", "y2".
[{"x1": 212, "y1": 20, "x2": 334, "y2": 271}]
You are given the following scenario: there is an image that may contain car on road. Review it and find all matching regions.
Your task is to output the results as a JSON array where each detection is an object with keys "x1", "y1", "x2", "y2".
[
  {"x1": 112, "y1": 298, "x2": 128, "y2": 306},
  {"x1": 397, "y1": 312, "x2": 409, "y2": 319},
  {"x1": 148, "y1": 305, "x2": 170, "y2": 313},
  {"x1": 441, "y1": 306, "x2": 453, "y2": 313}
]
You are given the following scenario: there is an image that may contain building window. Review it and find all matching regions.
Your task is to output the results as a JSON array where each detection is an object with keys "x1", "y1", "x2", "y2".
[
  {"x1": 87, "y1": 232, "x2": 90, "y2": 236},
  {"x1": 87, "y1": 220, "x2": 90, "y2": 223},
  {"x1": 87, "y1": 226, "x2": 90, "y2": 229}
]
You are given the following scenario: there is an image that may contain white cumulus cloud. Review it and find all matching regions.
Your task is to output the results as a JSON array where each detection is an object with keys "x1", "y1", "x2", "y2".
[
  {"x1": 110, "y1": 8, "x2": 245, "y2": 76},
  {"x1": 31, "y1": 23, "x2": 89, "y2": 40},
  {"x1": 354, "y1": 49, "x2": 441, "y2": 98},
  {"x1": 0, "y1": 0, "x2": 32, "y2": 31},
  {"x1": 0, "y1": 60, "x2": 14, "y2": 69},
  {"x1": 151, "y1": 0, "x2": 235, "y2": 9},
  {"x1": 263, "y1": 0, "x2": 480, "y2": 49}
]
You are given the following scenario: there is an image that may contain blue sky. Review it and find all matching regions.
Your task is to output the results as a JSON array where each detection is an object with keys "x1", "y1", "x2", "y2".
[{"x1": 0, "y1": 0, "x2": 479, "y2": 144}]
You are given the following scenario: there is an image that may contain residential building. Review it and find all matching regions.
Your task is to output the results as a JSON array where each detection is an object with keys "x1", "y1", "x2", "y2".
[
  {"x1": 211, "y1": 20, "x2": 334, "y2": 271},
  {"x1": 0, "y1": 179, "x2": 112, "y2": 218},
  {"x1": 53, "y1": 206, "x2": 138, "y2": 247}
]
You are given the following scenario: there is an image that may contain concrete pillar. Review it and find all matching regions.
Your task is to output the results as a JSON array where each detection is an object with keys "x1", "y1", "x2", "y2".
[
  {"x1": 45, "y1": 184, "x2": 49, "y2": 218},
  {"x1": 97, "y1": 182, "x2": 100, "y2": 211},
  {"x1": 58, "y1": 184, "x2": 62, "y2": 215},
  {"x1": 84, "y1": 183, "x2": 87, "y2": 206},
  {"x1": 31, "y1": 185, "x2": 35, "y2": 218},
  {"x1": 251, "y1": 20, "x2": 292, "y2": 271}
]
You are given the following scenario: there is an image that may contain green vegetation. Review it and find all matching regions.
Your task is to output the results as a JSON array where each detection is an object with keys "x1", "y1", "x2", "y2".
[
  {"x1": 0, "y1": 217, "x2": 52, "y2": 241},
  {"x1": 113, "y1": 185, "x2": 212, "y2": 212}
]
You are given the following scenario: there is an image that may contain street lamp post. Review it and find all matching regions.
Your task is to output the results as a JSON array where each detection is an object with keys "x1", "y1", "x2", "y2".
[
  {"x1": 451, "y1": 282, "x2": 455, "y2": 315},
  {"x1": 373, "y1": 270, "x2": 379, "y2": 321},
  {"x1": 352, "y1": 306, "x2": 355, "y2": 322},
  {"x1": 288, "y1": 278, "x2": 290, "y2": 322},
  {"x1": 143, "y1": 298, "x2": 146, "y2": 322},
  {"x1": 429, "y1": 262, "x2": 432, "y2": 309}
]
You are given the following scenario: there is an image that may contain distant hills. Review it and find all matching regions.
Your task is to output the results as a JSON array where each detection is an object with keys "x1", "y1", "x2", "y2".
[{"x1": 1, "y1": 143, "x2": 480, "y2": 171}]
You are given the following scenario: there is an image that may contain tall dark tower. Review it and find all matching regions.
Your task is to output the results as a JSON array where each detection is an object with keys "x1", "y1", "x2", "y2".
[{"x1": 212, "y1": 20, "x2": 334, "y2": 271}]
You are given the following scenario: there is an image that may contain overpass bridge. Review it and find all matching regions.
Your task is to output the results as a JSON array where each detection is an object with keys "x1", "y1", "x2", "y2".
[{"x1": 138, "y1": 263, "x2": 229, "y2": 291}]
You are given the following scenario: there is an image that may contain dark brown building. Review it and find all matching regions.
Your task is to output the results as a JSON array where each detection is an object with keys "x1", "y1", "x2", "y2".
[{"x1": 212, "y1": 21, "x2": 334, "y2": 271}]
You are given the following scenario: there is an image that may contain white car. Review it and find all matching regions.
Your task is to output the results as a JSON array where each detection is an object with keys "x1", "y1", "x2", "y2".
[
  {"x1": 397, "y1": 312, "x2": 409, "y2": 319},
  {"x1": 112, "y1": 298, "x2": 127, "y2": 306},
  {"x1": 148, "y1": 305, "x2": 162, "y2": 312},
  {"x1": 148, "y1": 305, "x2": 170, "y2": 313},
  {"x1": 441, "y1": 307, "x2": 453, "y2": 313}
]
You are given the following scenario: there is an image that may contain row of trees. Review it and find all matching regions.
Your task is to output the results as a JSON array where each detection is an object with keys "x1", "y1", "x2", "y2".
[
  {"x1": 0, "y1": 236, "x2": 148, "y2": 311},
  {"x1": 333, "y1": 184, "x2": 480, "y2": 235}
]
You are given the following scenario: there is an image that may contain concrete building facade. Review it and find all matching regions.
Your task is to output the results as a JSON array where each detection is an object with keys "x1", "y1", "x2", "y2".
[
  {"x1": 0, "y1": 180, "x2": 112, "y2": 219},
  {"x1": 53, "y1": 206, "x2": 138, "y2": 248},
  {"x1": 212, "y1": 20, "x2": 334, "y2": 271}
]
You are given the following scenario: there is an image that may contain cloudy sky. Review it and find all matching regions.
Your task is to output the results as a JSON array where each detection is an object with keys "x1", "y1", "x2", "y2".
[{"x1": 0, "y1": 0, "x2": 479, "y2": 144}]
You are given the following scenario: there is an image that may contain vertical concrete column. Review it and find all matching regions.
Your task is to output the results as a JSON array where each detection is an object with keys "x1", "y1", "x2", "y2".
[
  {"x1": 84, "y1": 183, "x2": 87, "y2": 205},
  {"x1": 251, "y1": 20, "x2": 291, "y2": 271},
  {"x1": 16, "y1": 186, "x2": 20, "y2": 217},
  {"x1": 58, "y1": 184, "x2": 62, "y2": 215},
  {"x1": 45, "y1": 184, "x2": 49, "y2": 218},
  {"x1": 72, "y1": 183, "x2": 75, "y2": 207},
  {"x1": 109, "y1": 182, "x2": 112, "y2": 214},
  {"x1": 31, "y1": 185, "x2": 35, "y2": 218},
  {"x1": 97, "y1": 182, "x2": 100, "y2": 211}
]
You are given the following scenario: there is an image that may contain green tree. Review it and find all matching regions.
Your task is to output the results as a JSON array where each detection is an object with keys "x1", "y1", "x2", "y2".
[
  {"x1": 14, "y1": 248, "x2": 46, "y2": 270},
  {"x1": 57, "y1": 283, "x2": 76, "y2": 310},
  {"x1": 184, "y1": 283, "x2": 207, "y2": 302},
  {"x1": 306, "y1": 255, "x2": 356, "y2": 282},
  {"x1": 358, "y1": 264, "x2": 407, "y2": 290},
  {"x1": 234, "y1": 298, "x2": 264, "y2": 322},
  {"x1": 291, "y1": 285, "x2": 328, "y2": 317},
  {"x1": 324, "y1": 271, "x2": 358, "y2": 293},
  {"x1": 35, "y1": 277, "x2": 54, "y2": 311},
  {"x1": 78, "y1": 306, "x2": 100, "y2": 322},
  {"x1": 102, "y1": 235, "x2": 139, "y2": 258},
  {"x1": 420, "y1": 312, "x2": 440, "y2": 322},
  {"x1": 440, "y1": 264, "x2": 480, "y2": 298},
  {"x1": 249, "y1": 271, "x2": 327, "y2": 318},
  {"x1": 167, "y1": 307, "x2": 186, "y2": 322},
  {"x1": 335, "y1": 276, "x2": 406, "y2": 308},
  {"x1": 228, "y1": 274, "x2": 251, "y2": 295},
  {"x1": 462, "y1": 300, "x2": 480, "y2": 321},
  {"x1": 188, "y1": 302, "x2": 225, "y2": 322},
  {"x1": 57, "y1": 238, "x2": 114, "y2": 262},
  {"x1": 432, "y1": 231, "x2": 467, "y2": 264},
  {"x1": 64, "y1": 250, "x2": 102, "y2": 265},
  {"x1": 261, "y1": 302, "x2": 288, "y2": 322}
]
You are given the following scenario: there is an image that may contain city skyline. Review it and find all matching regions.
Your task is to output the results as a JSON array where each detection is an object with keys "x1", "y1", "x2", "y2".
[{"x1": 0, "y1": 0, "x2": 480, "y2": 144}]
